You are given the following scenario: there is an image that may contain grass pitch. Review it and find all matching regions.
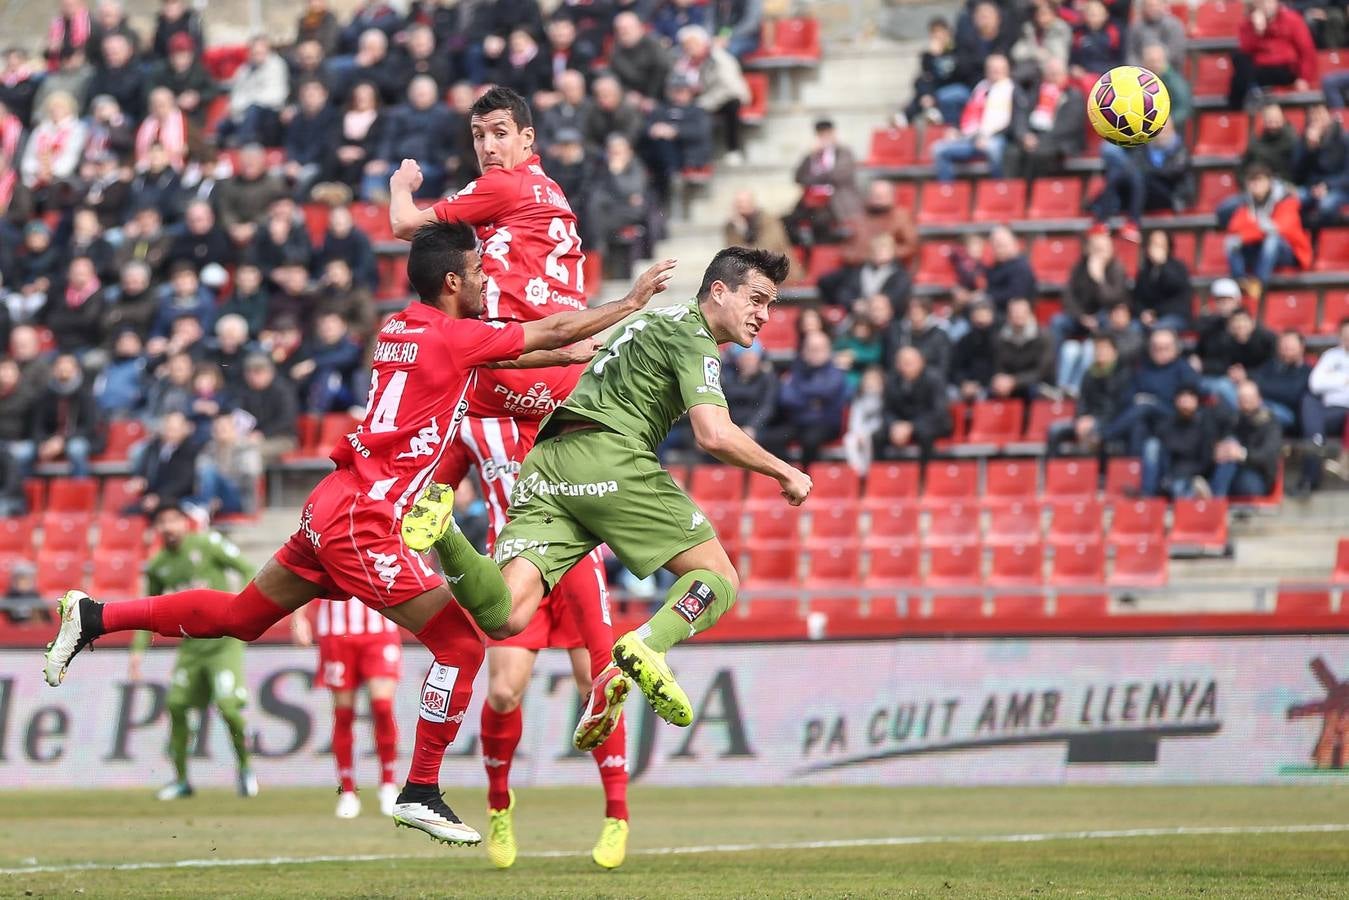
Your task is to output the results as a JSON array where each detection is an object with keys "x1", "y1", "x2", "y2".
[{"x1": 4, "y1": 785, "x2": 1349, "y2": 897}]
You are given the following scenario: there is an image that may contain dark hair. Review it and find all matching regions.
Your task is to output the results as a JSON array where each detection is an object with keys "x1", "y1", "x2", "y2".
[
  {"x1": 1230, "y1": 307, "x2": 1253, "y2": 320},
  {"x1": 1339, "y1": 316, "x2": 1349, "y2": 331},
  {"x1": 696, "y1": 247, "x2": 790, "y2": 301},
  {"x1": 470, "y1": 85, "x2": 533, "y2": 130},
  {"x1": 1091, "y1": 333, "x2": 1118, "y2": 349},
  {"x1": 927, "y1": 16, "x2": 951, "y2": 30},
  {"x1": 1281, "y1": 329, "x2": 1305, "y2": 344},
  {"x1": 407, "y1": 220, "x2": 478, "y2": 303}
]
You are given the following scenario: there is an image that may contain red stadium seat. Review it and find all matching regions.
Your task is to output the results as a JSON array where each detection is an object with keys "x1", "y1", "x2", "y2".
[
  {"x1": 1275, "y1": 589, "x2": 1333, "y2": 615},
  {"x1": 966, "y1": 399, "x2": 1025, "y2": 448},
  {"x1": 987, "y1": 541, "x2": 1043, "y2": 587},
  {"x1": 1170, "y1": 498, "x2": 1229, "y2": 548},
  {"x1": 865, "y1": 462, "x2": 920, "y2": 500},
  {"x1": 928, "y1": 594, "x2": 984, "y2": 619},
  {"x1": 1192, "y1": 1, "x2": 1241, "y2": 39},
  {"x1": 1195, "y1": 232, "x2": 1231, "y2": 277},
  {"x1": 747, "y1": 471, "x2": 787, "y2": 506},
  {"x1": 1321, "y1": 49, "x2": 1349, "y2": 75},
  {"x1": 47, "y1": 478, "x2": 97, "y2": 513},
  {"x1": 1320, "y1": 291, "x2": 1349, "y2": 335},
  {"x1": 202, "y1": 44, "x2": 248, "y2": 80},
  {"x1": 746, "y1": 504, "x2": 805, "y2": 544},
  {"x1": 807, "y1": 462, "x2": 860, "y2": 500},
  {"x1": 91, "y1": 550, "x2": 143, "y2": 599},
  {"x1": 302, "y1": 203, "x2": 331, "y2": 245},
  {"x1": 203, "y1": 95, "x2": 230, "y2": 136},
  {"x1": 1194, "y1": 169, "x2": 1238, "y2": 214},
  {"x1": 1026, "y1": 177, "x2": 1082, "y2": 220},
  {"x1": 1044, "y1": 458, "x2": 1099, "y2": 499},
  {"x1": 740, "y1": 72, "x2": 769, "y2": 124},
  {"x1": 865, "y1": 501, "x2": 921, "y2": 546},
  {"x1": 1170, "y1": 231, "x2": 1198, "y2": 269},
  {"x1": 24, "y1": 480, "x2": 45, "y2": 515},
  {"x1": 1021, "y1": 398, "x2": 1075, "y2": 447},
  {"x1": 918, "y1": 182, "x2": 972, "y2": 226},
  {"x1": 1110, "y1": 497, "x2": 1167, "y2": 541},
  {"x1": 283, "y1": 413, "x2": 322, "y2": 461},
  {"x1": 934, "y1": 401, "x2": 969, "y2": 451},
  {"x1": 1112, "y1": 236, "x2": 1139, "y2": 275},
  {"x1": 922, "y1": 460, "x2": 979, "y2": 506},
  {"x1": 867, "y1": 127, "x2": 917, "y2": 167},
  {"x1": 991, "y1": 593, "x2": 1046, "y2": 618},
  {"x1": 1194, "y1": 112, "x2": 1249, "y2": 156},
  {"x1": 41, "y1": 511, "x2": 92, "y2": 548},
  {"x1": 973, "y1": 179, "x2": 1026, "y2": 220},
  {"x1": 753, "y1": 16, "x2": 822, "y2": 61},
  {"x1": 1050, "y1": 538, "x2": 1106, "y2": 585},
  {"x1": 376, "y1": 254, "x2": 409, "y2": 299},
  {"x1": 1108, "y1": 539, "x2": 1168, "y2": 587},
  {"x1": 1262, "y1": 291, "x2": 1318, "y2": 332},
  {"x1": 0, "y1": 516, "x2": 35, "y2": 554},
  {"x1": 926, "y1": 501, "x2": 981, "y2": 547},
  {"x1": 805, "y1": 244, "x2": 845, "y2": 285},
  {"x1": 1047, "y1": 498, "x2": 1105, "y2": 543},
  {"x1": 987, "y1": 500, "x2": 1042, "y2": 546},
  {"x1": 95, "y1": 515, "x2": 148, "y2": 554},
  {"x1": 805, "y1": 542, "x2": 861, "y2": 583},
  {"x1": 1191, "y1": 54, "x2": 1233, "y2": 98},
  {"x1": 808, "y1": 502, "x2": 861, "y2": 540},
  {"x1": 701, "y1": 502, "x2": 743, "y2": 557},
  {"x1": 1056, "y1": 593, "x2": 1109, "y2": 616},
  {"x1": 757, "y1": 303, "x2": 800, "y2": 352},
  {"x1": 1314, "y1": 229, "x2": 1349, "y2": 273},
  {"x1": 349, "y1": 202, "x2": 394, "y2": 242},
  {"x1": 867, "y1": 542, "x2": 920, "y2": 582},
  {"x1": 914, "y1": 242, "x2": 956, "y2": 287},
  {"x1": 1105, "y1": 458, "x2": 1142, "y2": 496},
  {"x1": 96, "y1": 419, "x2": 148, "y2": 464},
  {"x1": 316, "y1": 414, "x2": 360, "y2": 456},
  {"x1": 984, "y1": 459, "x2": 1038, "y2": 508},
  {"x1": 1335, "y1": 539, "x2": 1349, "y2": 583},
  {"x1": 745, "y1": 543, "x2": 800, "y2": 585},
  {"x1": 35, "y1": 550, "x2": 84, "y2": 596},
  {"x1": 100, "y1": 476, "x2": 142, "y2": 512},
  {"x1": 928, "y1": 543, "x2": 983, "y2": 586},
  {"x1": 918, "y1": 127, "x2": 946, "y2": 161},
  {"x1": 1028, "y1": 236, "x2": 1078, "y2": 284}
]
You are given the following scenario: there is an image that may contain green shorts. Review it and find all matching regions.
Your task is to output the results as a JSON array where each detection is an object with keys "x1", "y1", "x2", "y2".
[
  {"x1": 167, "y1": 639, "x2": 247, "y2": 713},
  {"x1": 494, "y1": 427, "x2": 717, "y2": 590}
]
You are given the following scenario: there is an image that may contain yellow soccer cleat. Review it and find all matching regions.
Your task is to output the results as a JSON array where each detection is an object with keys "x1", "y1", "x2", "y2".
[
  {"x1": 401, "y1": 483, "x2": 457, "y2": 552},
  {"x1": 592, "y1": 816, "x2": 629, "y2": 870},
  {"x1": 485, "y1": 790, "x2": 517, "y2": 869},
  {"x1": 611, "y1": 633, "x2": 693, "y2": 727}
]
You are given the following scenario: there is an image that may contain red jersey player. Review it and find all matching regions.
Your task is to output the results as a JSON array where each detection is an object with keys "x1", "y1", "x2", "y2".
[
  {"x1": 292, "y1": 597, "x2": 403, "y2": 819},
  {"x1": 44, "y1": 216, "x2": 675, "y2": 847},
  {"x1": 390, "y1": 86, "x2": 631, "y2": 869}
]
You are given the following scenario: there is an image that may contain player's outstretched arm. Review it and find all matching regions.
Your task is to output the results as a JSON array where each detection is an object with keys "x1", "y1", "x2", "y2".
[
  {"x1": 689, "y1": 403, "x2": 812, "y2": 506},
  {"x1": 389, "y1": 159, "x2": 440, "y2": 240},
  {"x1": 487, "y1": 340, "x2": 602, "y2": 369},
  {"x1": 518, "y1": 259, "x2": 676, "y2": 353}
]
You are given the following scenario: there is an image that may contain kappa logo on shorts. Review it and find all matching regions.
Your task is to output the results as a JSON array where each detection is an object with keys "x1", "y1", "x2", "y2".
[
  {"x1": 673, "y1": 580, "x2": 715, "y2": 624},
  {"x1": 366, "y1": 550, "x2": 403, "y2": 591},
  {"x1": 396, "y1": 416, "x2": 442, "y2": 460},
  {"x1": 691, "y1": 511, "x2": 706, "y2": 529}
]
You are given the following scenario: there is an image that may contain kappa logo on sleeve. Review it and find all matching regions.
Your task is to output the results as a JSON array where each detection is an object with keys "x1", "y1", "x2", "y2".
[{"x1": 673, "y1": 580, "x2": 715, "y2": 623}]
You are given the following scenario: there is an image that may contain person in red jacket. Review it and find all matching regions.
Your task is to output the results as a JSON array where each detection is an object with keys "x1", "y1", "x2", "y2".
[
  {"x1": 1229, "y1": 0, "x2": 1317, "y2": 110},
  {"x1": 1224, "y1": 162, "x2": 1312, "y2": 295}
]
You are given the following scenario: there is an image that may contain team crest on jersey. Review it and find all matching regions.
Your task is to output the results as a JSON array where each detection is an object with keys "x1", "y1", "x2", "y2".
[
  {"x1": 396, "y1": 416, "x2": 442, "y2": 460},
  {"x1": 483, "y1": 227, "x2": 513, "y2": 269},
  {"x1": 524, "y1": 276, "x2": 550, "y2": 306},
  {"x1": 366, "y1": 549, "x2": 402, "y2": 590}
]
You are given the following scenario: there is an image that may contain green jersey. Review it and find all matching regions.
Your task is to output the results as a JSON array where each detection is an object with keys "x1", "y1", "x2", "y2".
[
  {"x1": 545, "y1": 300, "x2": 728, "y2": 452},
  {"x1": 133, "y1": 531, "x2": 253, "y2": 657}
]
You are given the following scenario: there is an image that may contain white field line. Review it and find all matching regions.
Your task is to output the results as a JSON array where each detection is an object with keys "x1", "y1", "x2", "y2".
[{"x1": 4, "y1": 823, "x2": 1349, "y2": 876}]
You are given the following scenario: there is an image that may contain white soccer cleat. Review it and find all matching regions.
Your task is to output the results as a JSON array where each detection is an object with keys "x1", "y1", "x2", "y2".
[
  {"x1": 378, "y1": 783, "x2": 398, "y2": 817},
  {"x1": 238, "y1": 768, "x2": 259, "y2": 798},
  {"x1": 156, "y1": 781, "x2": 194, "y2": 801},
  {"x1": 336, "y1": 791, "x2": 361, "y2": 819},
  {"x1": 392, "y1": 785, "x2": 482, "y2": 846},
  {"x1": 43, "y1": 590, "x2": 98, "y2": 687}
]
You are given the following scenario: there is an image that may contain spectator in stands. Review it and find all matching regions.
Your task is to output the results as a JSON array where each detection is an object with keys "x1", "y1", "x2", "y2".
[
  {"x1": 0, "y1": 49, "x2": 39, "y2": 127},
  {"x1": 169, "y1": 200, "x2": 235, "y2": 273},
  {"x1": 721, "y1": 344, "x2": 777, "y2": 439},
  {"x1": 152, "y1": 0, "x2": 204, "y2": 62},
  {"x1": 819, "y1": 233, "x2": 911, "y2": 315},
  {"x1": 786, "y1": 118, "x2": 861, "y2": 246},
  {"x1": 1069, "y1": 0, "x2": 1124, "y2": 81},
  {"x1": 1225, "y1": 162, "x2": 1311, "y2": 293},
  {"x1": 1103, "y1": 328, "x2": 1202, "y2": 455},
  {"x1": 239, "y1": 353, "x2": 298, "y2": 464},
  {"x1": 266, "y1": 263, "x2": 319, "y2": 330},
  {"x1": 653, "y1": 0, "x2": 712, "y2": 48},
  {"x1": 129, "y1": 142, "x2": 186, "y2": 222},
  {"x1": 9, "y1": 326, "x2": 48, "y2": 384},
  {"x1": 152, "y1": 262, "x2": 215, "y2": 339},
  {"x1": 991, "y1": 297, "x2": 1053, "y2": 399},
  {"x1": 1211, "y1": 381, "x2": 1282, "y2": 497},
  {"x1": 143, "y1": 351, "x2": 194, "y2": 423},
  {"x1": 723, "y1": 190, "x2": 803, "y2": 282},
  {"x1": 489, "y1": 28, "x2": 553, "y2": 101},
  {"x1": 1254, "y1": 330, "x2": 1312, "y2": 432},
  {"x1": 475, "y1": 0, "x2": 546, "y2": 81},
  {"x1": 1126, "y1": 0, "x2": 1186, "y2": 69},
  {"x1": 1133, "y1": 229, "x2": 1193, "y2": 332},
  {"x1": 250, "y1": 199, "x2": 313, "y2": 274},
  {"x1": 34, "y1": 48, "x2": 93, "y2": 119},
  {"x1": 833, "y1": 314, "x2": 884, "y2": 390},
  {"x1": 1241, "y1": 102, "x2": 1299, "y2": 182},
  {"x1": 1088, "y1": 120, "x2": 1193, "y2": 237},
  {"x1": 673, "y1": 24, "x2": 751, "y2": 162},
  {"x1": 145, "y1": 34, "x2": 215, "y2": 138},
  {"x1": 1294, "y1": 103, "x2": 1349, "y2": 228},
  {"x1": 95, "y1": 329, "x2": 147, "y2": 418},
  {"x1": 296, "y1": 0, "x2": 340, "y2": 55},
  {"x1": 985, "y1": 225, "x2": 1037, "y2": 313},
  {"x1": 90, "y1": 1, "x2": 140, "y2": 63},
  {"x1": 537, "y1": 70, "x2": 592, "y2": 149},
  {"x1": 1299, "y1": 318, "x2": 1349, "y2": 492},
  {"x1": 842, "y1": 367, "x2": 885, "y2": 475},
  {"x1": 877, "y1": 346, "x2": 953, "y2": 458},
  {"x1": 199, "y1": 412, "x2": 261, "y2": 515},
  {"x1": 1140, "y1": 384, "x2": 1227, "y2": 498},
  {"x1": 313, "y1": 204, "x2": 377, "y2": 292},
  {"x1": 92, "y1": 33, "x2": 144, "y2": 121},
  {"x1": 761, "y1": 330, "x2": 850, "y2": 468},
  {"x1": 100, "y1": 259, "x2": 158, "y2": 342},
  {"x1": 643, "y1": 75, "x2": 715, "y2": 205},
  {"x1": 846, "y1": 180, "x2": 918, "y2": 271},
  {"x1": 288, "y1": 40, "x2": 331, "y2": 99},
  {"x1": 288, "y1": 312, "x2": 362, "y2": 412},
  {"x1": 20, "y1": 92, "x2": 87, "y2": 191},
  {"x1": 1230, "y1": 0, "x2": 1317, "y2": 110},
  {"x1": 314, "y1": 258, "x2": 375, "y2": 339},
  {"x1": 336, "y1": 0, "x2": 403, "y2": 56},
  {"x1": 1049, "y1": 333, "x2": 1130, "y2": 454},
  {"x1": 218, "y1": 36, "x2": 289, "y2": 147},
  {"x1": 0, "y1": 358, "x2": 39, "y2": 479},
  {"x1": 125, "y1": 410, "x2": 200, "y2": 515},
  {"x1": 46, "y1": 0, "x2": 93, "y2": 80},
  {"x1": 205, "y1": 314, "x2": 259, "y2": 391},
  {"x1": 41, "y1": 255, "x2": 105, "y2": 356},
  {"x1": 951, "y1": 299, "x2": 998, "y2": 402},
  {"x1": 903, "y1": 17, "x2": 962, "y2": 126},
  {"x1": 545, "y1": 129, "x2": 598, "y2": 240},
  {"x1": 544, "y1": 17, "x2": 598, "y2": 83},
  {"x1": 1055, "y1": 227, "x2": 1130, "y2": 393},
  {"x1": 78, "y1": 151, "x2": 132, "y2": 230},
  {"x1": 215, "y1": 144, "x2": 287, "y2": 247},
  {"x1": 1140, "y1": 43, "x2": 1193, "y2": 132},
  {"x1": 7, "y1": 223, "x2": 62, "y2": 323},
  {"x1": 889, "y1": 297, "x2": 952, "y2": 379},
  {"x1": 217, "y1": 263, "x2": 269, "y2": 338},
  {"x1": 589, "y1": 134, "x2": 655, "y2": 277},
  {"x1": 612, "y1": 12, "x2": 671, "y2": 100},
  {"x1": 708, "y1": 0, "x2": 762, "y2": 58},
  {"x1": 931, "y1": 53, "x2": 1014, "y2": 181},
  {"x1": 27, "y1": 353, "x2": 99, "y2": 477},
  {"x1": 582, "y1": 74, "x2": 643, "y2": 150},
  {"x1": 953, "y1": 2, "x2": 1015, "y2": 111},
  {"x1": 156, "y1": 314, "x2": 206, "y2": 363},
  {"x1": 1003, "y1": 58, "x2": 1086, "y2": 180},
  {"x1": 187, "y1": 364, "x2": 234, "y2": 441},
  {"x1": 283, "y1": 80, "x2": 339, "y2": 201},
  {"x1": 1010, "y1": 2, "x2": 1071, "y2": 85},
  {"x1": 393, "y1": 24, "x2": 452, "y2": 94},
  {"x1": 322, "y1": 82, "x2": 384, "y2": 194},
  {"x1": 1193, "y1": 278, "x2": 1243, "y2": 371},
  {"x1": 1200, "y1": 307, "x2": 1276, "y2": 409},
  {"x1": 67, "y1": 207, "x2": 116, "y2": 281},
  {"x1": 1104, "y1": 300, "x2": 1144, "y2": 363}
]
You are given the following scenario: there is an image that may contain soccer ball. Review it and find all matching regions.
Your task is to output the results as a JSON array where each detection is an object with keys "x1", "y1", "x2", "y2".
[{"x1": 1086, "y1": 66, "x2": 1171, "y2": 147}]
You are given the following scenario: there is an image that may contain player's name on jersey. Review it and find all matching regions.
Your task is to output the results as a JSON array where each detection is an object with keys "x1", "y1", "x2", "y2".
[{"x1": 373, "y1": 341, "x2": 420, "y2": 364}]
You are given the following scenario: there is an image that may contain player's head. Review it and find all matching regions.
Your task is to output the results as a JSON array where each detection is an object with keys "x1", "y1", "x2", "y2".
[
  {"x1": 696, "y1": 247, "x2": 790, "y2": 348},
  {"x1": 153, "y1": 502, "x2": 192, "y2": 547},
  {"x1": 469, "y1": 86, "x2": 535, "y2": 173},
  {"x1": 408, "y1": 219, "x2": 484, "y2": 317}
]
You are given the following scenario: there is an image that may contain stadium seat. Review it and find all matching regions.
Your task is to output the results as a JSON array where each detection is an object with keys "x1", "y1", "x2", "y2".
[
  {"x1": 987, "y1": 500, "x2": 1042, "y2": 546},
  {"x1": 865, "y1": 501, "x2": 921, "y2": 546},
  {"x1": 1170, "y1": 231, "x2": 1198, "y2": 270},
  {"x1": 47, "y1": 478, "x2": 98, "y2": 513},
  {"x1": 701, "y1": 502, "x2": 743, "y2": 559},
  {"x1": 973, "y1": 180, "x2": 1026, "y2": 220},
  {"x1": 35, "y1": 550, "x2": 85, "y2": 596},
  {"x1": 757, "y1": 303, "x2": 800, "y2": 352},
  {"x1": 1110, "y1": 498, "x2": 1167, "y2": 541},
  {"x1": 1274, "y1": 589, "x2": 1333, "y2": 615},
  {"x1": 1044, "y1": 458, "x2": 1099, "y2": 499},
  {"x1": 0, "y1": 516, "x2": 34, "y2": 554},
  {"x1": 991, "y1": 593, "x2": 1046, "y2": 618},
  {"x1": 349, "y1": 202, "x2": 395, "y2": 242},
  {"x1": 1335, "y1": 539, "x2": 1349, "y2": 583},
  {"x1": 918, "y1": 182, "x2": 972, "y2": 226},
  {"x1": 1192, "y1": 1, "x2": 1241, "y2": 39},
  {"x1": 1190, "y1": 54, "x2": 1233, "y2": 98},
  {"x1": 747, "y1": 471, "x2": 789, "y2": 506},
  {"x1": 806, "y1": 462, "x2": 860, "y2": 500},
  {"x1": 1108, "y1": 539, "x2": 1168, "y2": 587},
  {"x1": 935, "y1": 400, "x2": 970, "y2": 451},
  {"x1": 864, "y1": 461, "x2": 920, "y2": 500},
  {"x1": 740, "y1": 73, "x2": 769, "y2": 124},
  {"x1": 1049, "y1": 538, "x2": 1107, "y2": 585},
  {"x1": 746, "y1": 504, "x2": 805, "y2": 544},
  {"x1": 1028, "y1": 236, "x2": 1078, "y2": 284},
  {"x1": 1105, "y1": 458, "x2": 1142, "y2": 496},
  {"x1": 41, "y1": 511, "x2": 93, "y2": 548},
  {"x1": 926, "y1": 501, "x2": 981, "y2": 547},
  {"x1": 1170, "y1": 498, "x2": 1229, "y2": 549},
  {"x1": 202, "y1": 43, "x2": 248, "y2": 80},
  {"x1": 928, "y1": 593, "x2": 984, "y2": 619},
  {"x1": 744, "y1": 543, "x2": 800, "y2": 586},
  {"x1": 316, "y1": 413, "x2": 360, "y2": 455},
  {"x1": 808, "y1": 502, "x2": 861, "y2": 540},
  {"x1": 927, "y1": 542, "x2": 983, "y2": 586},
  {"x1": 282, "y1": 413, "x2": 322, "y2": 461},
  {"x1": 23, "y1": 480, "x2": 45, "y2": 515},
  {"x1": 1320, "y1": 291, "x2": 1349, "y2": 335},
  {"x1": 1047, "y1": 498, "x2": 1105, "y2": 543},
  {"x1": 1026, "y1": 178, "x2": 1082, "y2": 220},
  {"x1": 1194, "y1": 170, "x2": 1238, "y2": 215},
  {"x1": 750, "y1": 16, "x2": 822, "y2": 62},
  {"x1": 984, "y1": 458, "x2": 1038, "y2": 509},
  {"x1": 867, "y1": 127, "x2": 917, "y2": 168},
  {"x1": 95, "y1": 515, "x2": 148, "y2": 554},
  {"x1": 1262, "y1": 291, "x2": 1318, "y2": 332},
  {"x1": 866, "y1": 542, "x2": 920, "y2": 582},
  {"x1": 987, "y1": 541, "x2": 1043, "y2": 587},
  {"x1": 302, "y1": 203, "x2": 331, "y2": 245},
  {"x1": 96, "y1": 419, "x2": 147, "y2": 464},
  {"x1": 922, "y1": 460, "x2": 979, "y2": 506},
  {"x1": 100, "y1": 477, "x2": 142, "y2": 512},
  {"x1": 1313, "y1": 229, "x2": 1349, "y2": 273},
  {"x1": 1195, "y1": 232, "x2": 1231, "y2": 277},
  {"x1": 1056, "y1": 593, "x2": 1109, "y2": 616},
  {"x1": 805, "y1": 542, "x2": 861, "y2": 584},
  {"x1": 1020, "y1": 398, "x2": 1075, "y2": 448},
  {"x1": 913, "y1": 242, "x2": 956, "y2": 287},
  {"x1": 1321, "y1": 49, "x2": 1349, "y2": 75},
  {"x1": 804, "y1": 244, "x2": 845, "y2": 285},
  {"x1": 377, "y1": 254, "x2": 410, "y2": 299},
  {"x1": 917, "y1": 127, "x2": 946, "y2": 161},
  {"x1": 91, "y1": 550, "x2": 143, "y2": 599},
  {"x1": 965, "y1": 399, "x2": 1025, "y2": 449},
  {"x1": 1193, "y1": 113, "x2": 1248, "y2": 157}
]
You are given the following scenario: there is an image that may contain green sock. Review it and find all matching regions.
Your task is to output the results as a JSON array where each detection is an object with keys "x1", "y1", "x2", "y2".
[
  {"x1": 168, "y1": 705, "x2": 189, "y2": 782},
  {"x1": 219, "y1": 703, "x2": 250, "y2": 770},
  {"x1": 432, "y1": 523, "x2": 512, "y2": 634},
  {"x1": 637, "y1": 570, "x2": 736, "y2": 653}
]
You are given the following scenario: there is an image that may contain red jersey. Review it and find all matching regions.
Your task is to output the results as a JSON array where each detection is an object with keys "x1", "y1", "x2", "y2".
[
  {"x1": 432, "y1": 154, "x2": 587, "y2": 421},
  {"x1": 315, "y1": 597, "x2": 400, "y2": 638},
  {"x1": 328, "y1": 301, "x2": 524, "y2": 520}
]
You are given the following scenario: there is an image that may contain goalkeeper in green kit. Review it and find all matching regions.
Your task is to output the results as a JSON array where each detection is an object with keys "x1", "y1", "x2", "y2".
[
  {"x1": 129, "y1": 504, "x2": 259, "y2": 799},
  {"x1": 401, "y1": 247, "x2": 813, "y2": 750}
]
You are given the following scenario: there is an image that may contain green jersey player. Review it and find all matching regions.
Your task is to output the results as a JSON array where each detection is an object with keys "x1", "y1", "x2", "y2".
[
  {"x1": 401, "y1": 248, "x2": 813, "y2": 750},
  {"x1": 129, "y1": 504, "x2": 258, "y2": 799}
]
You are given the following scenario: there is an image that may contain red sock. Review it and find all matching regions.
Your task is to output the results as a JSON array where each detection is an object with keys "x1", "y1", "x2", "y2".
[
  {"x1": 592, "y1": 715, "x2": 629, "y2": 820},
  {"x1": 370, "y1": 697, "x2": 398, "y2": 785},
  {"x1": 332, "y1": 705, "x2": 356, "y2": 793},
  {"x1": 480, "y1": 704, "x2": 522, "y2": 811},
  {"x1": 406, "y1": 602, "x2": 484, "y2": 786},
  {"x1": 101, "y1": 584, "x2": 287, "y2": 642}
]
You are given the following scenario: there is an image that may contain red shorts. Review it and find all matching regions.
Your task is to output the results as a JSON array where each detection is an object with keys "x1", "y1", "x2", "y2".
[
  {"x1": 318, "y1": 633, "x2": 403, "y2": 690},
  {"x1": 436, "y1": 415, "x2": 613, "y2": 652},
  {"x1": 277, "y1": 470, "x2": 442, "y2": 607}
]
